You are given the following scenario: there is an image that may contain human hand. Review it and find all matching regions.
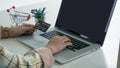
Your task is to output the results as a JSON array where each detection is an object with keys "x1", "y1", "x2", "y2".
[
  {"x1": 9, "y1": 23, "x2": 35, "y2": 37},
  {"x1": 46, "y1": 36, "x2": 73, "y2": 54}
]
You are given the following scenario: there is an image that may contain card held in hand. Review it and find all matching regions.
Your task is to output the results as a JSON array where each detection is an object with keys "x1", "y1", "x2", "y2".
[{"x1": 34, "y1": 20, "x2": 51, "y2": 32}]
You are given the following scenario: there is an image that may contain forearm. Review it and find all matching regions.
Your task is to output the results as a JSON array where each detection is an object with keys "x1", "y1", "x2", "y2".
[
  {"x1": 34, "y1": 47, "x2": 55, "y2": 68},
  {"x1": 0, "y1": 44, "x2": 43, "y2": 68}
]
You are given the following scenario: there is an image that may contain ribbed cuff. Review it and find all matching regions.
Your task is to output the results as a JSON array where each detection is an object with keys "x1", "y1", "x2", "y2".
[{"x1": 34, "y1": 47, "x2": 55, "y2": 68}]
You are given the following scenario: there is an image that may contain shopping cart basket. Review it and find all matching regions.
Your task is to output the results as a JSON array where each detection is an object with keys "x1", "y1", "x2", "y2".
[{"x1": 7, "y1": 6, "x2": 31, "y2": 27}]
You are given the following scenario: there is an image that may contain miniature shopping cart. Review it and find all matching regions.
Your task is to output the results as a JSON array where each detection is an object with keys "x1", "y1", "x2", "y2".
[{"x1": 7, "y1": 6, "x2": 31, "y2": 27}]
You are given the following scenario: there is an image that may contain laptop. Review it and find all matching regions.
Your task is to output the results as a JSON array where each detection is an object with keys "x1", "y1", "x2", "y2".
[{"x1": 18, "y1": 0, "x2": 117, "y2": 64}]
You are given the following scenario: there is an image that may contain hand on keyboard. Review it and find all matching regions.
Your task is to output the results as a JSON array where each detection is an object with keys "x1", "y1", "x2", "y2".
[
  {"x1": 40, "y1": 30, "x2": 90, "y2": 52},
  {"x1": 46, "y1": 35, "x2": 73, "y2": 54}
]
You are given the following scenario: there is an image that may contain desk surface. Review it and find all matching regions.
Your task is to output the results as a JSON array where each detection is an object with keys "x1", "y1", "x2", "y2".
[{"x1": 0, "y1": 0, "x2": 120, "y2": 68}]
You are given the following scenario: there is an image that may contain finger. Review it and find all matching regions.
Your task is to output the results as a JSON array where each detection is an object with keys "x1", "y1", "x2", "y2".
[
  {"x1": 61, "y1": 36, "x2": 68, "y2": 39},
  {"x1": 29, "y1": 28, "x2": 35, "y2": 33},
  {"x1": 65, "y1": 42, "x2": 73, "y2": 46},
  {"x1": 24, "y1": 31, "x2": 33, "y2": 35},
  {"x1": 63, "y1": 38, "x2": 71, "y2": 42},
  {"x1": 23, "y1": 27, "x2": 35, "y2": 34},
  {"x1": 61, "y1": 36, "x2": 71, "y2": 41},
  {"x1": 22, "y1": 23, "x2": 35, "y2": 27},
  {"x1": 62, "y1": 36, "x2": 71, "y2": 40},
  {"x1": 53, "y1": 35, "x2": 61, "y2": 38},
  {"x1": 23, "y1": 27, "x2": 34, "y2": 31}
]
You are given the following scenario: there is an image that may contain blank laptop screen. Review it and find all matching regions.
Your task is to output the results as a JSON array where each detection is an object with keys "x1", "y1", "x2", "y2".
[{"x1": 55, "y1": 0, "x2": 116, "y2": 45}]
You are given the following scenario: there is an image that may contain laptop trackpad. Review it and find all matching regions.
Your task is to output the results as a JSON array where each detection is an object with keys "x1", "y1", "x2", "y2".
[
  {"x1": 33, "y1": 41, "x2": 47, "y2": 48},
  {"x1": 18, "y1": 36, "x2": 48, "y2": 48}
]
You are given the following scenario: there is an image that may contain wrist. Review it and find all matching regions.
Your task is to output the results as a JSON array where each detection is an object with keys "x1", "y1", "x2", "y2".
[
  {"x1": 1, "y1": 27, "x2": 10, "y2": 39},
  {"x1": 34, "y1": 47, "x2": 55, "y2": 68},
  {"x1": 45, "y1": 45, "x2": 56, "y2": 54},
  {"x1": 35, "y1": 47, "x2": 53, "y2": 55}
]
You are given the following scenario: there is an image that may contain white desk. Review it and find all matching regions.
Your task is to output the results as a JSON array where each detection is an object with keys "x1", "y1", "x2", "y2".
[{"x1": 0, "y1": 0, "x2": 120, "y2": 68}]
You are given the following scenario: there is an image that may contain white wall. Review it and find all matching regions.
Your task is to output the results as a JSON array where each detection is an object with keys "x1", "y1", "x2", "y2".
[{"x1": 0, "y1": 0, "x2": 62, "y2": 27}]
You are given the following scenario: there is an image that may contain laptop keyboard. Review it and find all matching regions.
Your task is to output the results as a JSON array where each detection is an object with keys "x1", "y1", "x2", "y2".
[{"x1": 40, "y1": 30, "x2": 90, "y2": 52}]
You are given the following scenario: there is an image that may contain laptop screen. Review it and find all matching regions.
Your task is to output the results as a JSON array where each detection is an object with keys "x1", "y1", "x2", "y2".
[{"x1": 55, "y1": 0, "x2": 116, "y2": 45}]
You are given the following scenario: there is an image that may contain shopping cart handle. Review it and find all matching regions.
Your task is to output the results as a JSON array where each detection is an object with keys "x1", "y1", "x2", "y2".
[{"x1": 7, "y1": 6, "x2": 16, "y2": 12}]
